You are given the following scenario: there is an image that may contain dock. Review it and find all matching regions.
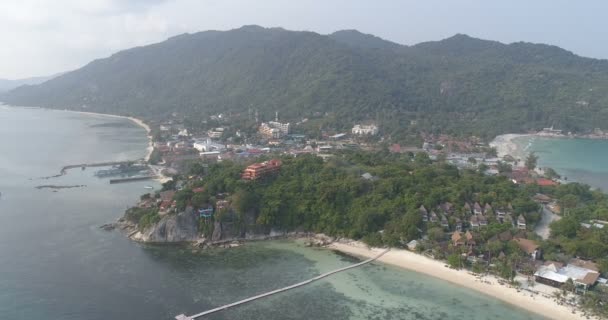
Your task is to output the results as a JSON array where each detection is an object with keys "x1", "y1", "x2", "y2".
[
  {"x1": 175, "y1": 248, "x2": 390, "y2": 319},
  {"x1": 39, "y1": 161, "x2": 143, "y2": 180},
  {"x1": 109, "y1": 176, "x2": 157, "y2": 184}
]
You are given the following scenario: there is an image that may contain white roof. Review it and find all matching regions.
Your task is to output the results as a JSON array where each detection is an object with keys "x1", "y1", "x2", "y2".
[
  {"x1": 534, "y1": 265, "x2": 569, "y2": 283},
  {"x1": 535, "y1": 263, "x2": 599, "y2": 284}
]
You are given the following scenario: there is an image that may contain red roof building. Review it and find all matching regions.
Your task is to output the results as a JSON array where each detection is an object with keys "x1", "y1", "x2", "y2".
[
  {"x1": 536, "y1": 178, "x2": 559, "y2": 187},
  {"x1": 241, "y1": 159, "x2": 282, "y2": 180}
]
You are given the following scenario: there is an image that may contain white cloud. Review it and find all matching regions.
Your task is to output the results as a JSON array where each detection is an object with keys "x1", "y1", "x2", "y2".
[{"x1": 0, "y1": 0, "x2": 175, "y2": 78}]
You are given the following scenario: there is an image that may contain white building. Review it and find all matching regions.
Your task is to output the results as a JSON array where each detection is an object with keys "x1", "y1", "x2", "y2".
[
  {"x1": 178, "y1": 128, "x2": 190, "y2": 137},
  {"x1": 259, "y1": 121, "x2": 290, "y2": 139},
  {"x1": 207, "y1": 128, "x2": 224, "y2": 139},
  {"x1": 352, "y1": 124, "x2": 378, "y2": 135},
  {"x1": 193, "y1": 139, "x2": 226, "y2": 152}
]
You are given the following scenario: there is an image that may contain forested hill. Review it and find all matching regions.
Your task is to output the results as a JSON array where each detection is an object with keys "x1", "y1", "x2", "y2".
[{"x1": 3, "y1": 25, "x2": 608, "y2": 139}]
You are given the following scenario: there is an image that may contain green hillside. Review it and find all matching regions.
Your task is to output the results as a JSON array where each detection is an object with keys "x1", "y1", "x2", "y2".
[{"x1": 3, "y1": 25, "x2": 608, "y2": 139}]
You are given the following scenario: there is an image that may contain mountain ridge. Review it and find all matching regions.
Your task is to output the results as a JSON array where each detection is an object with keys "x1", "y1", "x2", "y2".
[{"x1": 3, "y1": 26, "x2": 608, "y2": 139}]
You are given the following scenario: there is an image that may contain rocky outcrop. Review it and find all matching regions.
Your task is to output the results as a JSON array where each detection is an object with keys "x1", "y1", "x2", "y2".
[{"x1": 132, "y1": 207, "x2": 198, "y2": 243}]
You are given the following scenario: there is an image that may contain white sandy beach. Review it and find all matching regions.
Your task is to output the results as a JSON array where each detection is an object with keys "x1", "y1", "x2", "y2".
[
  {"x1": 490, "y1": 133, "x2": 532, "y2": 159},
  {"x1": 329, "y1": 241, "x2": 592, "y2": 320}
]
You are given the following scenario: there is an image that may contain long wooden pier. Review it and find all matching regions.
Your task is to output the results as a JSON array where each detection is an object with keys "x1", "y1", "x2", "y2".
[{"x1": 175, "y1": 248, "x2": 390, "y2": 320}]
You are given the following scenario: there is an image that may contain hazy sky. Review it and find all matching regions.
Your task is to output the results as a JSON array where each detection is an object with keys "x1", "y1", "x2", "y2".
[{"x1": 2, "y1": 0, "x2": 606, "y2": 79}]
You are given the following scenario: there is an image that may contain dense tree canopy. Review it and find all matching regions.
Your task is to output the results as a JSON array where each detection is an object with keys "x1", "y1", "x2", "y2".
[{"x1": 181, "y1": 151, "x2": 539, "y2": 246}]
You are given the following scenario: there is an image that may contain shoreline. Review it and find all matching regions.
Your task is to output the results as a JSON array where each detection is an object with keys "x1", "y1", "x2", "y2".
[
  {"x1": 3, "y1": 105, "x2": 170, "y2": 183},
  {"x1": 59, "y1": 110, "x2": 154, "y2": 162},
  {"x1": 489, "y1": 133, "x2": 533, "y2": 160},
  {"x1": 328, "y1": 241, "x2": 592, "y2": 320}
]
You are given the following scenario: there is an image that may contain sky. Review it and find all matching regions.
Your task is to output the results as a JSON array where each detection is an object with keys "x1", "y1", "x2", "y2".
[{"x1": 1, "y1": 0, "x2": 607, "y2": 79}]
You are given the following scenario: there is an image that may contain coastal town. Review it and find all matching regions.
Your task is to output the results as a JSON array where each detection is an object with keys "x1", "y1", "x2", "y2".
[{"x1": 104, "y1": 110, "x2": 608, "y2": 320}]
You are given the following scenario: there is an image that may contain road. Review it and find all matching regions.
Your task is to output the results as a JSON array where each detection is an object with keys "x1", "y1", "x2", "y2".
[{"x1": 534, "y1": 205, "x2": 561, "y2": 239}]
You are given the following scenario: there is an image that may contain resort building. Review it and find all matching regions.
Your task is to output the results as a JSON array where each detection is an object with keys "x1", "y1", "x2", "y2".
[
  {"x1": 534, "y1": 259, "x2": 601, "y2": 293},
  {"x1": 513, "y1": 238, "x2": 540, "y2": 260},
  {"x1": 241, "y1": 159, "x2": 282, "y2": 180},
  {"x1": 351, "y1": 124, "x2": 378, "y2": 135},
  {"x1": 259, "y1": 117, "x2": 291, "y2": 139},
  {"x1": 193, "y1": 139, "x2": 226, "y2": 152},
  {"x1": 207, "y1": 128, "x2": 224, "y2": 139}
]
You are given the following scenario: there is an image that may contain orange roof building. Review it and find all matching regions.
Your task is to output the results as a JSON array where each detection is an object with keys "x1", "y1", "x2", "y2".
[{"x1": 241, "y1": 159, "x2": 282, "y2": 180}]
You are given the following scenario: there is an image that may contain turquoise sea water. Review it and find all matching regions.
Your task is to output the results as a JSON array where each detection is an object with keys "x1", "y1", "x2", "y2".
[
  {"x1": 0, "y1": 106, "x2": 543, "y2": 320},
  {"x1": 513, "y1": 136, "x2": 608, "y2": 191}
]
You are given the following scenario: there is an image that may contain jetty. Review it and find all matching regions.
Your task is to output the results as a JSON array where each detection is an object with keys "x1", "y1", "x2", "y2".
[
  {"x1": 39, "y1": 160, "x2": 145, "y2": 180},
  {"x1": 109, "y1": 176, "x2": 157, "y2": 184},
  {"x1": 175, "y1": 248, "x2": 390, "y2": 319}
]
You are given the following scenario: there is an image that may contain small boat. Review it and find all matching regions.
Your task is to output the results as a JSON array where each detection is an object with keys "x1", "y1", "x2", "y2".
[{"x1": 144, "y1": 185, "x2": 154, "y2": 189}]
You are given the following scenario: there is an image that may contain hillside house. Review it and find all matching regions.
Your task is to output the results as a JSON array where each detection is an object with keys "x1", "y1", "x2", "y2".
[
  {"x1": 478, "y1": 215, "x2": 488, "y2": 227},
  {"x1": 470, "y1": 215, "x2": 480, "y2": 229},
  {"x1": 453, "y1": 217, "x2": 463, "y2": 231},
  {"x1": 464, "y1": 202, "x2": 472, "y2": 214},
  {"x1": 430, "y1": 211, "x2": 439, "y2": 223},
  {"x1": 474, "y1": 202, "x2": 483, "y2": 215},
  {"x1": 441, "y1": 215, "x2": 449, "y2": 228},
  {"x1": 517, "y1": 214, "x2": 527, "y2": 230},
  {"x1": 484, "y1": 203, "x2": 493, "y2": 214},
  {"x1": 419, "y1": 205, "x2": 428, "y2": 222}
]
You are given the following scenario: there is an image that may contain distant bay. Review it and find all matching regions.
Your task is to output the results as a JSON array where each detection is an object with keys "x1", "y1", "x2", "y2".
[{"x1": 513, "y1": 136, "x2": 608, "y2": 191}]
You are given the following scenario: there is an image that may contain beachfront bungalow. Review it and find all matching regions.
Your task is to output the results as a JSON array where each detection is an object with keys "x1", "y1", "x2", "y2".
[
  {"x1": 517, "y1": 215, "x2": 527, "y2": 230},
  {"x1": 419, "y1": 205, "x2": 428, "y2": 222},
  {"x1": 473, "y1": 202, "x2": 483, "y2": 215},
  {"x1": 534, "y1": 259, "x2": 600, "y2": 293},
  {"x1": 407, "y1": 240, "x2": 419, "y2": 251}
]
